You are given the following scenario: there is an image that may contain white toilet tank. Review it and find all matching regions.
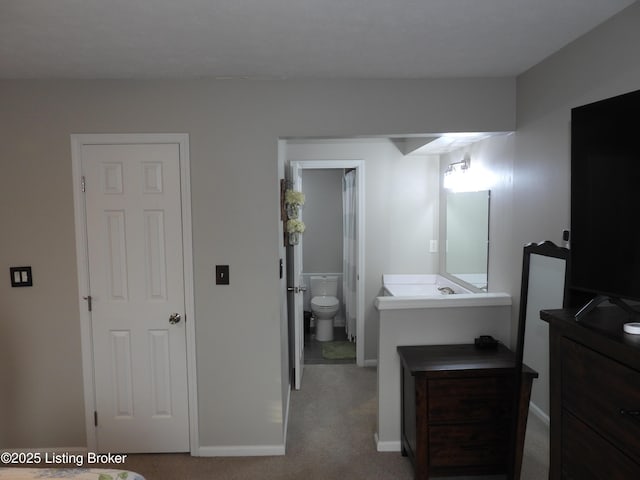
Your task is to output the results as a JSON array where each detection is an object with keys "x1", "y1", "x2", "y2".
[{"x1": 310, "y1": 276, "x2": 338, "y2": 297}]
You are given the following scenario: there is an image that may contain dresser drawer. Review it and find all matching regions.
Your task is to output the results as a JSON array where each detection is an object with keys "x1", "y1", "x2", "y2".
[
  {"x1": 562, "y1": 337, "x2": 640, "y2": 461},
  {"x1": 563, "y1": 410, "x2": 640, "y2": 479},
  {"x1": 429, "y1": 423, "x2": 509, "y2": 468},
  {"x1": 428, "y1": 377, "x2": 512, "y2": 422}
]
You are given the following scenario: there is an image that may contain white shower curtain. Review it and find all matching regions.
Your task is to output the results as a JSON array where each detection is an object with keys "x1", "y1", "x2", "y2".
[{"x1": 342, "y1": 170, "x2": 357, "y2": 342}]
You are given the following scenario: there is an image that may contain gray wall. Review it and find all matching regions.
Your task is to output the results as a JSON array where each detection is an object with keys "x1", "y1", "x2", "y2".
[
  {"x1": 300, "y1": 169, "x2": 344, "y2": 273},
  {"x1": 0, "y1": 78, "x2": 515, "y2": 450},
  {"x1": 509, "y1": 2, "x2": 640, "y2": 418}
]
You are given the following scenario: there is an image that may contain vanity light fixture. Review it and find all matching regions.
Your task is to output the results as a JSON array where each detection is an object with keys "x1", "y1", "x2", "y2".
[{"x1": 443, "y1": 154, "x2": 471, "y2": 191}]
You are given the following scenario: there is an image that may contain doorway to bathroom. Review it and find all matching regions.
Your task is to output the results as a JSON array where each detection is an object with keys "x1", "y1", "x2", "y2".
[{"x1": 287, "y1": 159, "x2": 365, "y2": 389}]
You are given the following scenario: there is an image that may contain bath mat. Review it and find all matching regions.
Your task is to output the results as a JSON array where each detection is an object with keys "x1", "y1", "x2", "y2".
[{"x1": 321, "y1": 341, "x2": 356, "y2": 360}]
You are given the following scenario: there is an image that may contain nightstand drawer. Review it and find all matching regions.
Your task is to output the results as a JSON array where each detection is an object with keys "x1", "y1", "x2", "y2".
[
  {"x1": 429, "y1": 423, "x2": 509, "y2": 467},
  {"x1": 562, "y1": 337, "x2": 640, "y2": 461},
  {"x1": 428, "y1": 377, "x2": 512, "y2": 422}
]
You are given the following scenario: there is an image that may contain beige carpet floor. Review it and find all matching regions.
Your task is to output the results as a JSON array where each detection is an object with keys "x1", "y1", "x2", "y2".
[{"x1": 89, "y1": 365, "x2": 550, "y2": 479}]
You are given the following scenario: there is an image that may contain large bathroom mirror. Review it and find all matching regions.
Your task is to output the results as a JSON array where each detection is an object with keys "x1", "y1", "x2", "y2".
[{"x1": 444, "y1": 190, "x2": 490, "y2": 291}]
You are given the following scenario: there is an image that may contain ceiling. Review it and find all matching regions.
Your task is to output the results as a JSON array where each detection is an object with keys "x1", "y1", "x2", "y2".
[{"x1": 0, "y1": 0, "x2": 635, "y2": 80}]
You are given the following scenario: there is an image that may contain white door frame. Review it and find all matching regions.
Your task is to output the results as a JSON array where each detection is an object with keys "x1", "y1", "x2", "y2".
[
  {"x1": 71, "y1": 133, "x2": 199, "y2": 455},
  {"x1": 288, "y1": 160, "x2": 365, "y2": 367},
  {"x1": 289, "y1": 162, "x2": 305, "y2": 390}
]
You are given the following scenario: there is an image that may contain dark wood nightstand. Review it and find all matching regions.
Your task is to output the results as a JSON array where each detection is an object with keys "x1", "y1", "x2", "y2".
[{"x1": 398, "y1": 344, "x2": 537, "y2": 479}]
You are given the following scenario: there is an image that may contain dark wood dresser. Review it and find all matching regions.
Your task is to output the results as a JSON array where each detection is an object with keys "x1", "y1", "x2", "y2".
[
  {"x1": 397, "y1": 344, "x2": 537, "y2": 479},
  {"x1": 541, "y1": 307, "x2": 640, "y2": 479}
]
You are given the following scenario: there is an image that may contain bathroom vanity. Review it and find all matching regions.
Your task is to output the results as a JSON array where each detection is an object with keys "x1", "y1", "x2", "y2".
[{"x1": 397, "y1": 344, "x2": 537, "y2": 479}]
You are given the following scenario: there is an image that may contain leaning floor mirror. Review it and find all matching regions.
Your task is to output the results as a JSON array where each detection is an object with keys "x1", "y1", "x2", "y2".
[{"x1": 512, "y1": 240, "x2": 570, "y2": 478}]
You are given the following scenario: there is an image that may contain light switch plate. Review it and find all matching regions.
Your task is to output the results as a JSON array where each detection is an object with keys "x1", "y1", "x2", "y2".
[
  {"x1": 10, "y1": 266, "x2": 33, "y2": 287},
  {"x1": 216, "y1": 265, "x2": 230, "y2": 285}
]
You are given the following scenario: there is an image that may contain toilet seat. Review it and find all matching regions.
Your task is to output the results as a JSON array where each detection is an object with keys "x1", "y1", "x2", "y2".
[
  {"x1": 311, "y1": 296, "x2": 339, "y2": 309},
  {"x1": 310, "y1": 294, "x2": 339, "y2": 341}
]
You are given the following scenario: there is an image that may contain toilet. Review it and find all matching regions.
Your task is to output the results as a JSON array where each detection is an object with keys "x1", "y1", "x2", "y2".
[{"x1": 310, "y1": 276, "x2": 340, "y2": 342}]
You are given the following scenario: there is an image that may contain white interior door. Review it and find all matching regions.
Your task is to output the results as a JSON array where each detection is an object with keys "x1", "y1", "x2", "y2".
[
  {"x1": 82, "y1": 142, "x2": 190, "y2": 453},
  {"x1": 291, "y1": 163, "x2": 305, "y2": 390}
]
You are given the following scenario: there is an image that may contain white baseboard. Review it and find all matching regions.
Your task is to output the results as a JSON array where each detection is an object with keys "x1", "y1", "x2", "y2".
[
  {"x1": 374, "y1": 433, "x2": 401, "y2": 452},
  {"x1": 198, "y1": 444, "x2": 285, "y2": 457},
  {"x1": 282, "y1": 385, "x2": 291, "y2": 446},
  {"x1": 529, "y1": 401, "x2": 550, "y2": 427}
]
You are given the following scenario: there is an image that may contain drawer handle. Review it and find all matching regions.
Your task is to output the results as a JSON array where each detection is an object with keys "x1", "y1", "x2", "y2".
[
  {"x1": 460, "y1": 445, "x2": 489, "y2": 451},
  {"x1": 461, "y1": 398, "x2": 491, "y2": 406},
  {"x1": 620, "y1": 409, "x2": 640, "y2": 418}
]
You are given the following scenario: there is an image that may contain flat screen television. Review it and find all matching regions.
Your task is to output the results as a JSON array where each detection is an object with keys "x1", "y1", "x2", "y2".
[{"x1": 570, "y1": 88, "x2": 640, "y2": 319}]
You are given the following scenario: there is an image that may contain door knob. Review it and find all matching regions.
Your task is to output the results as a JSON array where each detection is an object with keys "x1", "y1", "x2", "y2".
[{"x1": 169, "y1": 313, "x2": 182, "y2": 324}]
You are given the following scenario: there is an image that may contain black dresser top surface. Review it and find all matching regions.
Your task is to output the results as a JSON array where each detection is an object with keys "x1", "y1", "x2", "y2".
[{"x1": 541, "y1": 306, "x2": 640, "y2": 369}]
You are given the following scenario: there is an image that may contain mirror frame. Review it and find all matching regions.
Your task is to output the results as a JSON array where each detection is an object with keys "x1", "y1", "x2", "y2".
[
  {"x1": 511, "y1": 240, "x2": 570, "y2": 478},
  {"x1": 514, "y1": 241, "x2": 570, "y2": 374}
]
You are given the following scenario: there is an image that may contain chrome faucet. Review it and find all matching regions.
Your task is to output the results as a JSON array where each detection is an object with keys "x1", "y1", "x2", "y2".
[{"x1": 438, "y1": 286, "x2": 455, "y2": 295}]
